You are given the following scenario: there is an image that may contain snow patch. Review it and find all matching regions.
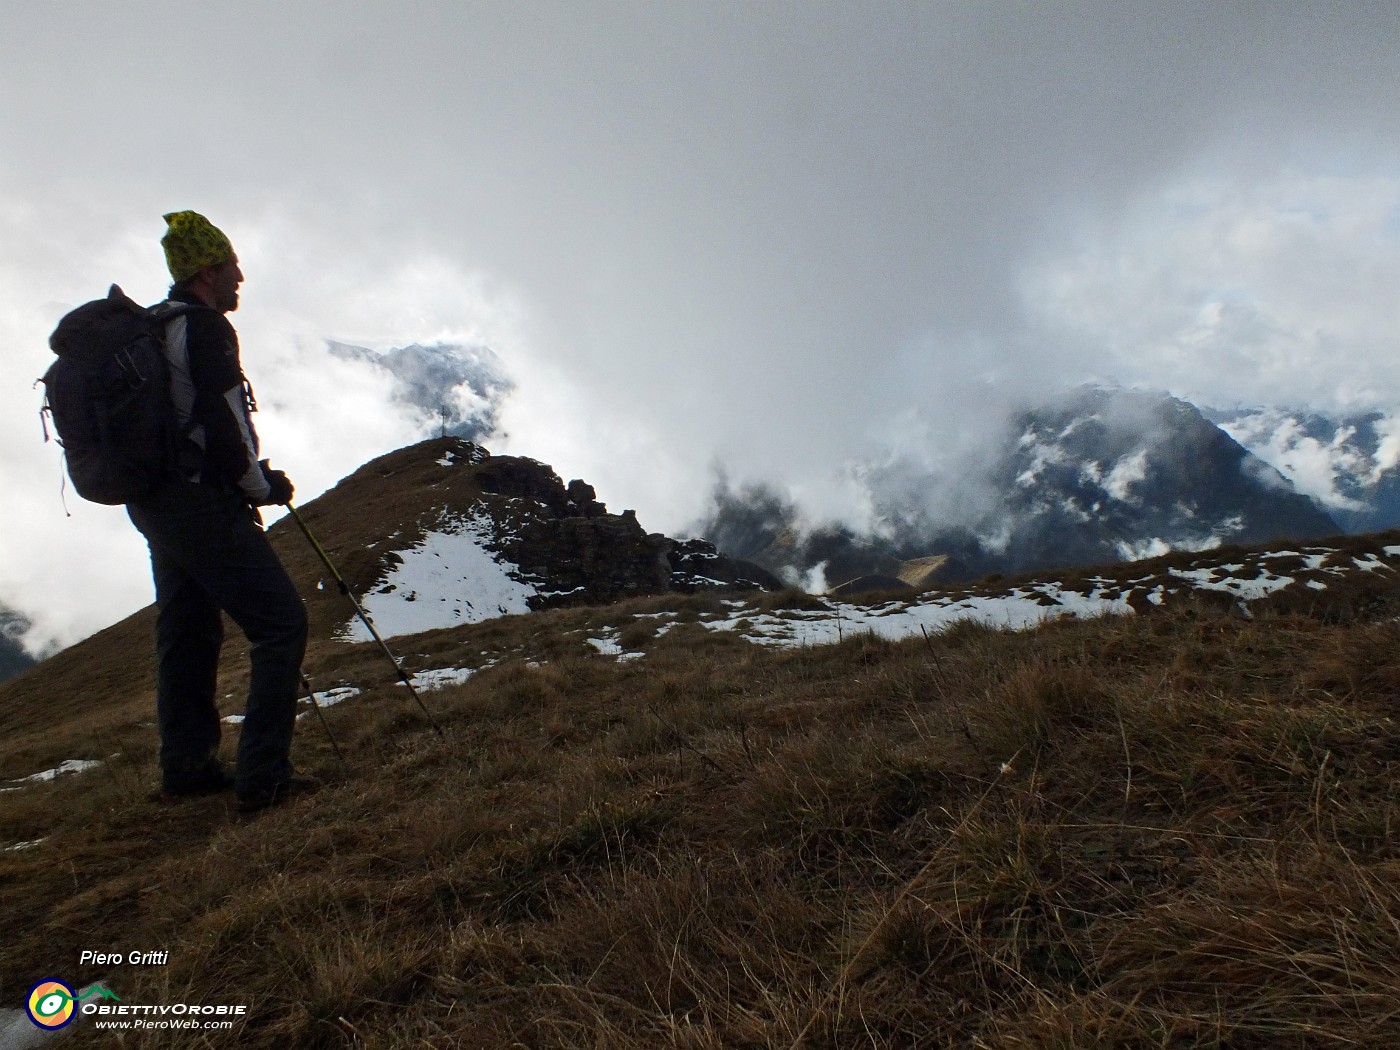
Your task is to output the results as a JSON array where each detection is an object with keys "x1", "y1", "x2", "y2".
[
  {"x1": 706, "y1": 584, "x2": 1132, "y2": 649},
  {"x1": 309, "y1": 686, "x2": 361, "y2": 707},
  {"x1": 588, "y1": 636, "x2": 624, "y2": 657},
  {"x1": 343, "y1": 511, "x2": 537, "y2": 641},
  {"x1": 587, "y1": 635, "x2": 646, "y2": 661},
  {"x1": 4, "y1": 759, "x2": 102, "y2": 787},
  {"x1": 402, "y1": 666, "x2": 477, "y2": 691},
  {"x1": 1169, "y1": 567, "x2": 1295, "y2": 601}
]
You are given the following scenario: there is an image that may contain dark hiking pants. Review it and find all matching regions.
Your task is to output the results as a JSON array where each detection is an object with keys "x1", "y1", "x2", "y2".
[{"x1": 127, "y1": 480, "x2": 308, "y2": 798}]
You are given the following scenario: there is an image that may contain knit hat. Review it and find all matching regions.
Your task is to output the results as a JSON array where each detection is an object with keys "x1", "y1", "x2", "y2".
[{"x1": 161, "y1": 211, "x2": 234, "y2": 283}]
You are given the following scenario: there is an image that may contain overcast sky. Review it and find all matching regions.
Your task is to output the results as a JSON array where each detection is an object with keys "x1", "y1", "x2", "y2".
[{"x1": 3, "y1": 1, "x2": 1400, "y2": 651}]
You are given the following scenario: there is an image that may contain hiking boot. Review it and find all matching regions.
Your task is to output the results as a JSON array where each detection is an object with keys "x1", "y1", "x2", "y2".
[
  {"x1": 235, "y1": 772, "x2": 322, "y2": 814},
  {"x1": 160, "y1": 760, "x2": 235, "y2": 800}
]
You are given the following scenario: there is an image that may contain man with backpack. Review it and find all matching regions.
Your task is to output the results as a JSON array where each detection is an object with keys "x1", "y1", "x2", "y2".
[{"x1": 121, "y1": 211, "x2": 315, "y2": 813}]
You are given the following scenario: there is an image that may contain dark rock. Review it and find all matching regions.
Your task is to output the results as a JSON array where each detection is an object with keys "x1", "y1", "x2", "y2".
[
  {"x1": 507, "y1": 509, "x2": 672, "y2": 608},
  {"x1": 476, "y1": 456, "x2": 573, "y2": 516},
  {"x1": 667, "y1": 539, "x2": 784, "y2": 593},
  {"x1": 566, "y1": 479, "x2": 607, "y2": 517}
]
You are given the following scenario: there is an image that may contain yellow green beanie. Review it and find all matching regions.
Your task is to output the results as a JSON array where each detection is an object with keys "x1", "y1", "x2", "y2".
[{"x1": 161, "y1": 211, "x2": 234, "y2": 283}]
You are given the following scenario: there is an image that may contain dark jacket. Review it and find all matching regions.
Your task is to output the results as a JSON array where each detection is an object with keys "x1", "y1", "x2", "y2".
[{"x1": 161, "y1": 289, "x2": 271, "y2": 503}]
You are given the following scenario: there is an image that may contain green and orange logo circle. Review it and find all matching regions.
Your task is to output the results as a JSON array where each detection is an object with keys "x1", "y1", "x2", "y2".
[{"x1": 26, "y1": 979, "x2": 77, "y2": 1029}]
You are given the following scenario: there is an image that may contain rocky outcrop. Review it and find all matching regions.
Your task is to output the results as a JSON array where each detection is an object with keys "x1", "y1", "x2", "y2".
[
  {"x1": 472, "y1": 449, "x2": 781, "y2": 606},
  {"x1": 482, "y1": 463, "x2": 779, "y2": 607},
  {"x1": 666, "y1": 539, "x2": 784, "y2": 594},
  {"x1": 325, "y1": 438, "x2": 778, "y2": 620},
  {"x1": 507, "y1": 506, "x2": 673, "y2": 607}
]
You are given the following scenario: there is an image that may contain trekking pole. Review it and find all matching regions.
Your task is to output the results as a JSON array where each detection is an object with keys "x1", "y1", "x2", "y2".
[
  {"x1": 301, "y1": 676, "x2": 347, "y2": 768},
  {"x1": 285, "y1": 503, "x2": 444, "y2": 736}
]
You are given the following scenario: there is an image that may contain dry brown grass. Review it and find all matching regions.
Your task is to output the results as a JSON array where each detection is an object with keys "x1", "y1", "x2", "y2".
[{"x1": 3, "y1": 553, "x2": 1400, "y2": 1047}]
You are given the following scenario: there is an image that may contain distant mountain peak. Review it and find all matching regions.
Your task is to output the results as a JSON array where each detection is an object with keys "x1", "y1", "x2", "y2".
[
  {"x1": 327, "y1": 340, "x2": 514, "y2": 443},
  {"x1": 704, "y1": 385, "x2": 1342, "y2": 590}
]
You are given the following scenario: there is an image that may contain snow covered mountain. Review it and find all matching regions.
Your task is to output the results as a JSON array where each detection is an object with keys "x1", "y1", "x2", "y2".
[
  {"x1": 973, "y1": 387, "x2": 1340, "y2": 567},
  {"x1": 704, "y1": 386, "x2": 1343, "y2": 590},
  {"x1": 327, "y1": 340, "x2": 513, "y2": 443}
]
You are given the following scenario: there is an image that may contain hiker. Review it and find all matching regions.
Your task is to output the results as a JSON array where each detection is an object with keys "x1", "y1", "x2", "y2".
[{"x1": 125, "y1": 211, "x2": 315, "y2": 813}]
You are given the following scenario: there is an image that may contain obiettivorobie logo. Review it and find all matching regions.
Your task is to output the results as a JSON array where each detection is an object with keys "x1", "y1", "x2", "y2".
[
  {"x1": 25, "y1": 979, "x2": 120, "y2": 1029},
  {"x1": 22, "y1": 978, "x2": 248, "y2": 1033}
]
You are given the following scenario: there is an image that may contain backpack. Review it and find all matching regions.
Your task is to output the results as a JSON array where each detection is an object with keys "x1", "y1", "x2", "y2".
[{"x1": 39, "y1": 285, "x2": 200, "y2": 505}]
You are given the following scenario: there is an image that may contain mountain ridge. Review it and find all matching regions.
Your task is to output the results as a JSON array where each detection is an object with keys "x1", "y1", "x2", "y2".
[
  {"x1": 328, "y1": 340, "x2": 1390, "y2": 584},
  {"x1": 705, "y1": 386, "x2": 1345, "y2": 590}
]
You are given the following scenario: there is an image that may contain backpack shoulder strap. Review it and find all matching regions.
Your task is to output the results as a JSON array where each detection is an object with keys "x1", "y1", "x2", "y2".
[{"x1": 148, "y1": 299, "x2": 208, "y2": 323}]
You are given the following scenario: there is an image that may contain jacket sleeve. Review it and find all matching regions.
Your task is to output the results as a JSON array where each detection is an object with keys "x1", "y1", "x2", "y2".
[{"x1": 184, "y1": 310, "x2": 272, "y2": 503}]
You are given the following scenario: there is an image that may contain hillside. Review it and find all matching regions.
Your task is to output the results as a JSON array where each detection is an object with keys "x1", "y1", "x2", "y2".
[{"x1": 3, "y1": 442, "x2": 1400, "y2": 1047}]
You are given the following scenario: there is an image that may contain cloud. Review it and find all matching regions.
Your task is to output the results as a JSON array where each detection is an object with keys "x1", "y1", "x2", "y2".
[{"x1": 1023, "y1": 172, "x2": 1400, "y2": 410}]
